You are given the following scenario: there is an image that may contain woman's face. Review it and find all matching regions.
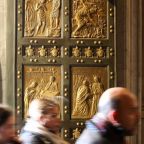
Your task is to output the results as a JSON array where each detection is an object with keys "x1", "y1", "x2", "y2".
[
  {"x1": 41, "y1": 106, "x2": 61, "y2": 133},
  {"x1": 0, "y1": 116, "x2": 15, "y2": 142}
]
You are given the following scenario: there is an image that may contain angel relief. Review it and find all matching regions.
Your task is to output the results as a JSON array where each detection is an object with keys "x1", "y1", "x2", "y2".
[
  {"x1": 25, "y1": 0, "x2": 61, "y2": 37},
  {"x1": 72, "y1": 74, "x2": 105, "y2": 119},
  {"x1": 71, "y1": 0, "x2": 107, "y2": 38}
]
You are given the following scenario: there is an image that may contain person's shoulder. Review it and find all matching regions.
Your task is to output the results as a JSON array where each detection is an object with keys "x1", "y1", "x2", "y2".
[
  {"x1": 20, "y1": 130, "x2": 54, "y2": 144},
  {"x1": 20, "y1": 130, "x2": 45, "y2": 144}
]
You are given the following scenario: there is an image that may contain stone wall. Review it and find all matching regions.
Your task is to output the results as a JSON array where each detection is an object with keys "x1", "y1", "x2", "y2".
[{"x1": 0, "y1": 0, "x2": 6, "y2": 102}]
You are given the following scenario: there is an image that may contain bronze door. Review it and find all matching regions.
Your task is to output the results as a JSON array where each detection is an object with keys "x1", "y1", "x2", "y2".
[{"x1": 16, "y1": 0, "x2": 116, "y2": 142}]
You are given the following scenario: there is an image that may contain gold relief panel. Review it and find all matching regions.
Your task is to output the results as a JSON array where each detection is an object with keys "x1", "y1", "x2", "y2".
[
  {"x1": 71, "y1": 0, "x2": 107, "y2": 38},
  {"x1": 24, "y1": 0, "x2": 61, "y2": 37},
  {"x1": 71, "y1": 67, "x2": 108, "y2": 119},
  {"x1": 23, "y1": 66, "x2": 61, "y2": 117}
]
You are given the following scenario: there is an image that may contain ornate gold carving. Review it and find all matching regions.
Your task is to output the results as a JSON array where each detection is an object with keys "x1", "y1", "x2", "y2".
[
  {"x1": 24, "y1": 66, "x2": 61, "y2": 117},
  {"x1": 50, "y1": 46, "x2": 59, "y2": 57},
  {"x1": 72, "y1": 46, "x2": 81, "y2": 57},
  {"x1": 25, "y1": 0, "x2": 61, "y2": 37},
  {"x1": 25, "y1": 46, "x2": 34, "y2": 57},
  {"x1": 71, "y1": 0, "x2": 107, "y2": 38},
  {"x1": 38, "y1": 46, "x2": 47, "y2": 57},
  {"x1": 72, "y1": 67, "x2": 107, "y2": 119},
  {"x1": 72, "y1": 128, "x2": 81, "y2": 140},
  {"x1": 96, "y1": 47, "x2": 105, "y2": 58},
  {"x1": 84, "y1": 47, "x2": 93, "y2": 57}
]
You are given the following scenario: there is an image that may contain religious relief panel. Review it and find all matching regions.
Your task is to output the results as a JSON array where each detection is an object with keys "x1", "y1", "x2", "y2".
[
  {"x1": 71, "y1": 0, "x2": 107, "y2": 38},
  {"x1": 23, "y1": 45, "x2": 61, "y2": 57},
  {"x1": 71, "y1": 67, "x2": 107, "y2": 119},
  {"x1": 23, "y1": 66, "x2": 61, "y2": 117},
  {"x1": 24, "y1": 0, "x2": 61, "y2": 37},
  {"x1": 71, "y1": 46, "x2": 106, "y2": 58}
]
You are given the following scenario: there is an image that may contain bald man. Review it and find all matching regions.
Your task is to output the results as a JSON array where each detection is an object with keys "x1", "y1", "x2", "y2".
[{"x1": 76, "y1": 87, "x2": 139, "y2": 144}]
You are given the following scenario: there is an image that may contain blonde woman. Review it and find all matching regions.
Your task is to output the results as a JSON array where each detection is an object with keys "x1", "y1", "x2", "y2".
[{"x1": 20, "y1": 99, "x2": 69, "y2": 144}]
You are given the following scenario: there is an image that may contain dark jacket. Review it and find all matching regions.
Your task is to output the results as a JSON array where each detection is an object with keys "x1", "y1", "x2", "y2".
[
  {"x1": 20, "y1": 130, "x2": 53, "y2": 144},
  {"x1": 76, "y1": 117, "x2": 125, "y2": 144}
]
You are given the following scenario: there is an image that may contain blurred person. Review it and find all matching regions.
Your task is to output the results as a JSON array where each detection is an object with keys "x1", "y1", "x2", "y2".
[
  {"x1": 76, "y1": 87, "x2": 139, "y2": 144},
  {"x1": 20, "y1": 99, "x2": 69, "y2": 144},
  {"x1": 0, "y1": 105, "x2": 21, "y2": 144}
]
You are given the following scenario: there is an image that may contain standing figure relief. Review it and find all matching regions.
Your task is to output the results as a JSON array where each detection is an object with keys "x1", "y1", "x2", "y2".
[
  {"x1": 90, "y1": 76, "x2": 104, "y2": 116},
  {"x1": 34, "y1": 0, "x2": 48, "y2": 36},
  {"x1": 50, "y1": 0, "x2": 61, "y2": 29},
  {"x1": 25, "y1": 0, "x2": 37, "y2": 36},
  {"x1": 24, "y1": 81, "x2": 38, "y2": 117},
  {"x1": 72, "y1": 80, "x2": 91, "y2": 118}
]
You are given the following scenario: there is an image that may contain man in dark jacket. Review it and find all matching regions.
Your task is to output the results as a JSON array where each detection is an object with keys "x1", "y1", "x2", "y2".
[{"x1": 76, "y1": 87, "x2": 139, "y2": 144}]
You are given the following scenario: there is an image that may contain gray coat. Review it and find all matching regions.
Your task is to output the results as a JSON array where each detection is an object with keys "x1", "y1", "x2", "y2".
[{"x1": 76, "y1": 120, "x2": 125, "y2": 144}]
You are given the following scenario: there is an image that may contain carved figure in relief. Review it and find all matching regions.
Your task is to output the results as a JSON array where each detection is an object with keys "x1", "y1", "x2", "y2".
[
  {"x1": 72, "y1": 80, "x2": 91, "y2": 118},
  {"x1": 72, "y1": 46, "x2": 81, "y2": 57},
  {"x1": 24, "y1": 81, "x2": 38, "y2": 117},
  {"x1": 96, "y1": 47, "x2": 105, "y2": 58},
  {"x1": 72, "y1": 128, "x2": 81, "y2": 140},
  {"x1": 40, "y1": 76, "x2": 60, "y2": 97},
  {"x1": 50, "y1": 0, "x2": 60, "y2": 29},
  {"x1": 38, "y1": 46, "x2": 47, "y2": 57},
  {"x1": 90, "y1": 76, "x2": 104, "y2": 116},
  {"x1": 25, "y1": 46, "x2": 34, "y2": 56},
  {"x1": 25, "y1": 0, "x2": 36, "y2": 36},
  {"x1": 34, "y1": 0, "x2": 47, "y2": 36},
  {"x1": 50, "y1": 46, "x2": 59, "y2": 57},
  {"x1": 96, "y1": 8, "x2": 106, "y2": 38},
  {"x1": 72, "y1": 2, "x2": 97, "y2": 37},
  {"x1": 84, "y1": 47, "x2": 93, "y2": 57}
]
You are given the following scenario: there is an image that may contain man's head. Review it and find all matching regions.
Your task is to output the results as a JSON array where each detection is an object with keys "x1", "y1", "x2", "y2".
[{"x1": 98, "y1": 87, "x2": 139, "y2": 135}]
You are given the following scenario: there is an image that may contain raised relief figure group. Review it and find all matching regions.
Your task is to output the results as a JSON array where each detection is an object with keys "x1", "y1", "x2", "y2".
[
  {"x1": 72, "y1": 75, "x2": 104, "y2": 118},
  {"x1": 24, "y1": 75, "x2": 60, "y2": 117},
  {"x1": 25, "y1": 0, "x2": 61, "y2": 37},
  {"x1": 72, "y1": 0, "x2": 107, "y2": 38}
]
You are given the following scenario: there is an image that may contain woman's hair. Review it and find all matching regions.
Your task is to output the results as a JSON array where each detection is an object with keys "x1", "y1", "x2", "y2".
[
  {"x1": 28, "y1": 99, "x2": 59, "y2": 120},
  {"x1": 0, "y1": 105, "x2": 12, "y2": 126}
]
